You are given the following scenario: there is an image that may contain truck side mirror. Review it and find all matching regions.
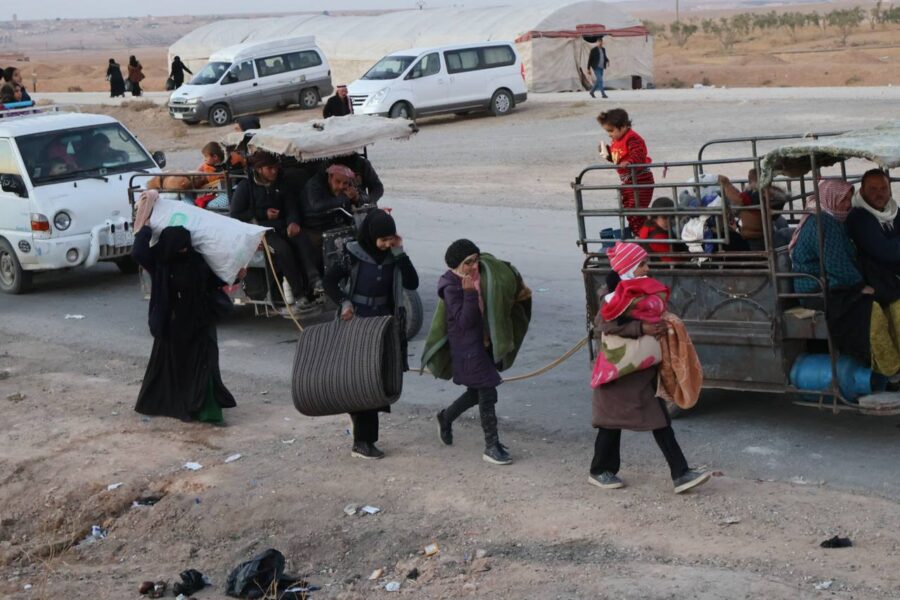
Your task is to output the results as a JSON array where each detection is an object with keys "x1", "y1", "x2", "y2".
[
  {"x1": 0, "y1": 174, "x2": 27, "y2": 198},
  {"x1": 152, "y1": 151, "x2": 167, "y2": 168}
]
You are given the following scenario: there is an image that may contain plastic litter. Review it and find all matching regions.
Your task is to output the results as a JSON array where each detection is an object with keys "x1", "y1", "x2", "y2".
[
  {"x1": 820, "y1": 535, "x2": 852, "y2": 548},
  {"x1": 133, "y1": 496, "x2": 162, "y2": 507},
  {"x1": 721, "y1": 516, "x2": 741, "y2": 525},
  {"x1": 282, "y1": 439, "x2": 296, "y2": 444},
  {"x1": 23, "y1": 584, "x2": 32, "y2": 590},
  {"x1": 475, "y1": 549, "x2": 488, "y2": 559},
  {"x1": 369, "y1": 568, "x2": 384, "y2": 580},
  {"x1": 343, "y1": 504, "x2": 359, "y2": 517},
  {"x1": 815, "y1": 580, "x2": 834, "y2": 590},
  {"x1": 172, "y1": 568, "x2": 209, "y2": 596},
  {"x1": 106, "y1": 482, "x2": 124, "y2": 491},
  {"x1": 361, "y1": 505, "x2": 381, "y2": 515},
  {"x1": 385, "y1": 581, "x2": 401, "y2": 592},
  {"x1": 406, "y1": 568, "x2": 419, "y2": 580},
  {"x1": 6, "y1": 392, "x2": 26, "y2": 403},
  {"x1": 64, "y1": 314, "x2": 85, "y2": 320},
  {"x1": 225, "y1": 453, "x2": 242, "y2": 463},
  {"x1": 77, "y1": 525, "x2": 107, "y2": 547},
  {"x1": 183, "y1": 462, "x2": 203, "y2": 471},
  {"x1": 424, "y1": 542, "x2": 440, "y2": 557}
]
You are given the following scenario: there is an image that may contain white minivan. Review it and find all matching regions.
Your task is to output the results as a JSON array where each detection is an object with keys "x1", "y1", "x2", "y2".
[
  {"x1": 348, "y1": 42, "x2": 527, "y2": 119},
  {"x1": 168, "y1": 36, "x2": 333, "y2": 127},
  {"x1": 0, "y1": 106, "x2": 163, "y2": 294}
]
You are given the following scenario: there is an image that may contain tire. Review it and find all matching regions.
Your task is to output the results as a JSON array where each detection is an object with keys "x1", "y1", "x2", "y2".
[
  {"x1": 490, "y1": 89, "x2": 514, "y2": 116},
  {"x1": 389, "y1": 101, "x2": 413, "y2": 119},
  {"x1": 0, "y1": 238, "x2": 33, "y2": 294},
  {"x1": 114, "y1": 256, "x2": 139, "y2": 274},
  {"x1": 299, "y1": 88, "x2": 320, "y2": 110},
  {"x1": 402, "y1": 289, "x2": 424, "y2": 341},
  {"x1": 208, "y1": 103, "x2": 232, "y2": 127}
]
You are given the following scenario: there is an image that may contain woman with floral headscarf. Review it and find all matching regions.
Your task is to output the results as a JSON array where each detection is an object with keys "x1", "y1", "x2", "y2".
[{"x1": 790, "y1": 179, "x2": 900, "y2": 380}]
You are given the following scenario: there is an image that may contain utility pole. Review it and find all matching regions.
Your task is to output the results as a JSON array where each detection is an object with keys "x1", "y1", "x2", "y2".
[{"x1": 676, "y1": 0, "x2": 680, "y2": 22}]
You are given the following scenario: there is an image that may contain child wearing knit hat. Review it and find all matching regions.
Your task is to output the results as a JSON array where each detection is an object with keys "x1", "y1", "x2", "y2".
[{"x1": 588, "y1": 241, "x2": 710, "y2": 494}]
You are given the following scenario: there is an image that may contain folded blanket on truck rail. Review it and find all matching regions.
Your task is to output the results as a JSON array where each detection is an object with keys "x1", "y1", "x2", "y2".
[{"x1": 143, "y1": 194, "x2": 269, "y2": 284}]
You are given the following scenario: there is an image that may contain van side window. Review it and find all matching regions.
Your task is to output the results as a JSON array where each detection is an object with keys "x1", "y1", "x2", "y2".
[
  {"x1": 222, "y1": 60, "x2": 255, "y2": 84},
  {"x1": 407, "y1": 53, "x2": 440, "y2": 80},
  {"x1": 286, "y1": 51, "x2": 323, "y2": 71},
  {"x1": 0, "y1": 139, "x2": 20, "y2": 176},
  {"x1": 444, "y1": 49, "x2": 481, "y2": 74},
  {"x1": 256, "y1": 55, "x2": 287, "y2": 77},
  {"x1": 482, "y1": 46, "x2": 515, "y2": 68}
]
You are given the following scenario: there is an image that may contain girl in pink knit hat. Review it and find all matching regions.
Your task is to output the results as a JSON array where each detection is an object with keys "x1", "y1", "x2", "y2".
[{"x1": 588, "y1": 241, "x2": 710, "y2": 494}]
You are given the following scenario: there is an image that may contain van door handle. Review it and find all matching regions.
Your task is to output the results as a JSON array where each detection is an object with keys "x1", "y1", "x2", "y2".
[{"x1": 253, "y1": 82, "x2": 258, "y2": 87}]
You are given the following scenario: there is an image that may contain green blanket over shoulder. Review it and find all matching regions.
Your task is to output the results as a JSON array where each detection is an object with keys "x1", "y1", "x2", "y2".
[{"x1": 420, "y1": 254, "x2": 532, "y2": 380}]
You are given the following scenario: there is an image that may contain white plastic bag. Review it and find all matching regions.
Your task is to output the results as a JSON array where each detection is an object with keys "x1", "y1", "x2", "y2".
[{"x1": 146, "y1": 197, "x2": 269, "y2": 283}]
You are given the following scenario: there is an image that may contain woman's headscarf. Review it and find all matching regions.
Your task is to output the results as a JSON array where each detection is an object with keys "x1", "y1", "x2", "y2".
[
  {"x1": 357, "y1": 209, "x2": 396, "y2": 264},
  {"x1": 788, "y1": 179, "x2": 854, "y2": 252},
  {"x1": 157, "y1": 226, "x2": 193, "y2": 263}
]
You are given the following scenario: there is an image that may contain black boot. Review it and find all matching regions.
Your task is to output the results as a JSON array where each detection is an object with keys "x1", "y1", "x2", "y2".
[
  {"x1": 479, "y1": 402, "x2": 512, "y2": 465},
  {"x1": 436, "y1": 410, "x2": 453, "y2": 445}
]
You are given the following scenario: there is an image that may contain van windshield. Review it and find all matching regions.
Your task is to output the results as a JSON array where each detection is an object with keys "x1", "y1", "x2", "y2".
[
  {"x1": 362, "y1": 56, "x2": 415, "y2": 80},
  {"x1": 17, "y1": 123, "x2": 156, "y2": 186},
  {"x1": 190, "y1": 61, "x2": 231, "y2": 85}
]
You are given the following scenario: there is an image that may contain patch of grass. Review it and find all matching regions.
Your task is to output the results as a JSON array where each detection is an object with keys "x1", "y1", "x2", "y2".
[
  {"x1": 701, "y1": 76, "x2": 712, "y2": 86},
  {"x1": 66, "y1": 86, "x2": 82, "y2": 92},
  {"x1": 761, "y1": 79, "x2": 773, "y2": 86},
  {"x1": 122, "y1": 100, "x2": 158, "y2": 112},
  {"x1": 845, "y1": 75, "x2": 863, "y2": 85},
  {"x1": 667, "y1": 78, "x2": 686, "y2": 89}
]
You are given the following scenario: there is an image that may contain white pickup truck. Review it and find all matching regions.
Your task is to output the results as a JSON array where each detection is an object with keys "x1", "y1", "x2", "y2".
[{"x1": 0, "y1": 105, "x2": 164, "y2": 293}]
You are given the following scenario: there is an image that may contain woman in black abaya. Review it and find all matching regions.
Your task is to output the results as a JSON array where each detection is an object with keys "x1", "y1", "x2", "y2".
[
  {"x1": 131, "y1": 201, "x2": 236, "y2": 423},
  {"x1": 106, "y1": 58, "x2": 125, "y2": 98}
]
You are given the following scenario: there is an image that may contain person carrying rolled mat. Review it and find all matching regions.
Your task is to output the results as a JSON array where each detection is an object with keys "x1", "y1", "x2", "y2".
[{"x1": 323, "y1": 209, "x2": 419, "y2": 459}]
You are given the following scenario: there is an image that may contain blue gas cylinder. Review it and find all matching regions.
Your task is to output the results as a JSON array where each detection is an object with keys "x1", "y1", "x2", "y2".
[{"x1": 789, "y1": 354, "x2": 885, "y2": 400}]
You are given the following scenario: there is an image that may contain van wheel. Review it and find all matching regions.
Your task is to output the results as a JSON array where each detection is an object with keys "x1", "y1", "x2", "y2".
[
  {"x1": 299, "y1": 88, "x2": 320, "y2": 109},
  {"x1": 389, "y1": 102, "x2": 413, "y2": 119},
  {"x1": 208, "y1": 103, "x2": 232, "y2": 127},
  {"x1": 0, "y1": 239, "x2": 33, "y2": 294},
  {"x1": 491, "y1": 89, "x2": 514, "y2": 116},
  {"x1": 115, "y1": 256, "x2": 140, "y2": 274}
]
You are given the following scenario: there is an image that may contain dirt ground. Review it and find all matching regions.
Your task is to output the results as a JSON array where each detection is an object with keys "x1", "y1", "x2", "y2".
[{"x1": 2, "y1": 332, "x2": 899, "y2": 599}]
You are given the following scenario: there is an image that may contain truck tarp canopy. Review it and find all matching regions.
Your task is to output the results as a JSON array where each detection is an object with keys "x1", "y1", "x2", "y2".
[
  {"x1": 225, "y1": 114, "x2": 417, "y2": 161},
  {"x1": 761, "y1": 122, "x2": 900, "y2": 185},
  {"x1": 169, "y1": 1, "x2": 652, "y2": 93}
]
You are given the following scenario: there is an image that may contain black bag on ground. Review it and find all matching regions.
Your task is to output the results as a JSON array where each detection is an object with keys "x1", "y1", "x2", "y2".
[
  {"x1": 291, "y1": 315, "x2": 403, "y2": 416},
  {"x1": 165, "y1": 77, "x2": 176, "y2": 91},
  {"x1": 226, "y1": 548, "x2": 285, "y2": 598}
]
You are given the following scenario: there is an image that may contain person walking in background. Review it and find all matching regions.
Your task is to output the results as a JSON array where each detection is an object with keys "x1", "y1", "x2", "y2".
[
  {"x1": 587, "y1": 38, "x2": 610, "y2": 99},
  {"x1": 170, "y1": 55, "x2": 193, "y2": 89},
  {"x1": 127, "y1": 55, "x2": 145, "y2": 97},
  {"x1": 106, "y1": 58, "x2": 126, "y2": 98},
  {"x1": 323, "y1": 85, "x2": 353, "y2": 118}
]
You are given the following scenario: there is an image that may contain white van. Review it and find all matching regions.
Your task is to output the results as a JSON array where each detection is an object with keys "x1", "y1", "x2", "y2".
[
  {"x1": 0, "y1": 106, "x2": 163, "y2": 294},
  {"x1": 168, "y1": 36, "x2": 333, "y2": 127},
  {"x1": 348, "y1": 42, "x2": 527, "y2": 119}
]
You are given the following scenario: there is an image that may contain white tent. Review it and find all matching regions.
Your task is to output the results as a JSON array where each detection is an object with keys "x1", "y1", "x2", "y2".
[{"x1": 168, "y1": 1, "x2": 652, "y2": 93}]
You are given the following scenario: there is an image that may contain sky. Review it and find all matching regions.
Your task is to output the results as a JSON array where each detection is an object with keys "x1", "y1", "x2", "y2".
[{"x1": 10, "y1": 0, "x2": 636, "y2": 21}]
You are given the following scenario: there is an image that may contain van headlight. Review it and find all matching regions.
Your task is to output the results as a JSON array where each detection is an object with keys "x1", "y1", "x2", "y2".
[
  {"x1": 367, "y1": 88, "x2": 389, "y2": 106},
  {"x1": 184, "y1": 98, "x2": 199, "y2": 105},
  {"x1": 54, "y1": 211, "x2": 71, "y2": 231}
]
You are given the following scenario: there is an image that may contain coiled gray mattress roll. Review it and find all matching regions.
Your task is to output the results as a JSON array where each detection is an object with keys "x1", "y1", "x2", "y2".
[{"x1": 292, "y1": 315, "x2": 403, "y2": 416}]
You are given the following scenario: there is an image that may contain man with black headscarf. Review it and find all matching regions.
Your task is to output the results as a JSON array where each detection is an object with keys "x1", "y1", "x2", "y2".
[{"x1": 323, "y1": 209, "x2": 419, "y2": 459}]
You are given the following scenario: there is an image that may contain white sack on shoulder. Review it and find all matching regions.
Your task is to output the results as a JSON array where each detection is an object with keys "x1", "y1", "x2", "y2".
[{"x1": 144, "y1": 197, "x2": 269, "y2": 283}]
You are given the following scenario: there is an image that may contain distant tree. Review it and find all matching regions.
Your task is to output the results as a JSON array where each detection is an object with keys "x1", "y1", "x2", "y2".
[
  {"x1": 642, "y1": 19, "x2": 666, "y2": 36},
  {"x1": 869, "y1": 0, "x2": 884, "y2": 29},
  {"x1": 732, "y1": 13, "x2": 753, "y2": 36},
  {"x1": 669, "y1": 21, "x2": 698, "y2": 47},
  {"x1": 883, "y1": 6, "x2": 900, "y2": 24},
  {"x1": 778, "y1": 12, "x2": 807, "y2": 42},
  {"x1": 701, "y1": 18, "x2": 715, "y2": 35},
  {"x1": 827, "y1": 7, "x2": 865, "y2": 45},
  {"x1": 753, "y1": 11, "x2": 779, "y2": 31},
  {"x1": 708, "y1": 17, "x2": 740, "y2": 52}
]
